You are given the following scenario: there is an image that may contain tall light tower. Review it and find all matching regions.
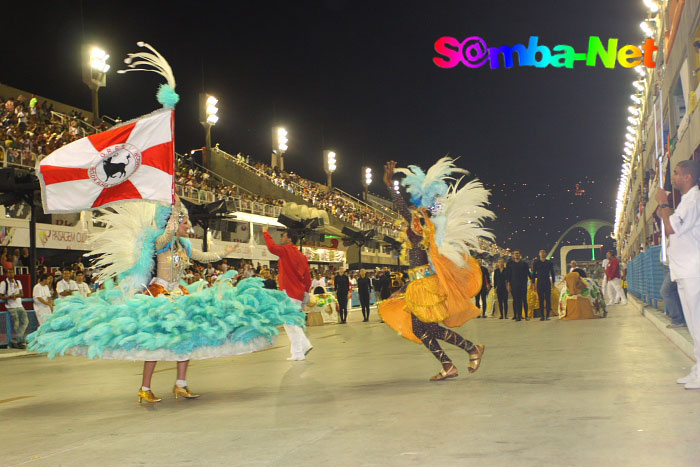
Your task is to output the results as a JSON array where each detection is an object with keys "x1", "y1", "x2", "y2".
[
  {"x1": 323, "y1": 150, "x2": 337, "y2": 189},
  {"x1": 81, "y1": 45, "x2": 110, "y2": 123},
  {"x1": 362, "y1": 166, "x2": 372, "y2": 200},
  {"x1": 199, "y1": 94, "x2": 219, "y2": 167},
  {"x1": 272, "y1": 127, "x2": 288, "y2": 170}
]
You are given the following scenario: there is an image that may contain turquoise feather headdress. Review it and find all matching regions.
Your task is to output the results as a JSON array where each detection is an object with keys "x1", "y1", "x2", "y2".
[{"x1": 395, "y1": 157, "x2": 468, "y2": 209}]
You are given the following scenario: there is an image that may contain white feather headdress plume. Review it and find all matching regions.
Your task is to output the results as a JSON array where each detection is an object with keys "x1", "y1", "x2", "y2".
[
  {"x1": 433, "y1": 177, "x2": 495, "y2": 268},
  {"x1": 117, "y1": 42, "x2": 179, "y2": 108},
  {"x1": 395, "y1": 157, "x2": 468, "y2": 209},
  {"x1": 89, "y1": 201, "x2": 162, "y2": 295}
]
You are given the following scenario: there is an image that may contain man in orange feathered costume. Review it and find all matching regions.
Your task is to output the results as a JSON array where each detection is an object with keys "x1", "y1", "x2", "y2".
[{"x1": 378, "y1": 158, "x2": 495, "y2": 381}]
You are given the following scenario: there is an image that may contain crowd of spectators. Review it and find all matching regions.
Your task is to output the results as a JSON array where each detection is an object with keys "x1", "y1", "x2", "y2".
[
  {"x1": 0, "y1": 94, "x2": 106, "y2": 168},
  {"x1": 226, "y1": 152, "x2": 401, "y2": 234},
  {"x1": 175, "y1": 159, "x2": 284, "y2": 211}
]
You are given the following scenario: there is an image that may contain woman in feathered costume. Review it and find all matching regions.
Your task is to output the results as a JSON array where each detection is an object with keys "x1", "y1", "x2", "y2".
[
  {"x1": 27, "y1": 43, "x2": 305, "y2": 403},
  {"x1": 379, "y1": 158, "x2": 495, "y2": 381}
]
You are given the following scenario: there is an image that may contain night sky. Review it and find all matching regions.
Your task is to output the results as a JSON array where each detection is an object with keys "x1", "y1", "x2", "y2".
[{"x1": 4, "y1": 0, "x2": 646, "y2": 261}]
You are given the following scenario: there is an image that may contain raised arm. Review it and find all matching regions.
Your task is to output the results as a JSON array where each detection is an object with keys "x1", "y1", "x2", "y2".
[
  {"x1": 384, "y1": 160, "x2": 412, "y2": 222},
  {"x1": 155, "y1": 197, "x2": 182, "y2": 251},
  {"x1": 262, "y1": 227, "x2": 285, "y2": 257},
  {"x1": 190, "y1": 244, "x2": 238, "y2": 263}
]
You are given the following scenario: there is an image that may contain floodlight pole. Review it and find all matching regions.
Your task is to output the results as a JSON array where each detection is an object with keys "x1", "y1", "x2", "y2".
[
  {"x1": 29, "y1": 200, "x2": 37, "y2": 288},
  {"x1": 202, "y1": 222, "x2": 209, "y2": 252},
  {"x1": 203, "y1": 124, "x2": 212, "y2": 169},
  {"x1": 91, "y1": 88, "x2": 100, "y2": 123}
]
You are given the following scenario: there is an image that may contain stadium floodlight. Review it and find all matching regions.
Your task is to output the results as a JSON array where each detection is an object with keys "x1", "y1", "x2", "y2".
[
  {"x1": 640, "y1": 20, "x2": 655, "y2": 38},
  {"x1": 628, "y1": 106, "x2": 639, "y2": 116},
  {"x1": 362, "y1": 166, "x2": 372, "y2": 199},
  {"x1": 626, "y1": 125, "x2": 636, "y2": 134},
  {"x1": 633, "y1": 80, "x2": 645, "y2": 92},
  {"x1": 323, "y1": 150, "x2": 337, "y2": 188},
  {"x1": 90, "y1": 47, "x2": 110, "y2": 73},
  {"x1": 624, "y1": 147, "x2": 632, "y2": 155},
  {"x1": 630, "y1": 94, "x2": 642, "y2": 105},
  {"x1": 643, "y1": 0, "x2": 660, "y2": 13},
  {"x1": 199, "y1": 93, "x2": 219, "y2": 167},
  {"x1": 625, "y1": 133, "x2": 635, "y2": 143},
  {"x1": 363, "y1": 167, "x2": 373, "y2": 187},
  {"x1": 271, "y1": 127, "x2": 289, "y2": 170},
  {"x1": 627, "y1": 116, "x2": 639, "y2": 125},
  {"x1": 81, "y1": 45, "x2": 110, "y2": 122},
  {"x1": 202, "y1": 95, "x2": 219, "y2": 126},
  {"x1": 277, "y1": 128, "x2": 289, "y2": 151},
  {"x1": 393, "y1": 180, "x2": 400, "y2": 192}
]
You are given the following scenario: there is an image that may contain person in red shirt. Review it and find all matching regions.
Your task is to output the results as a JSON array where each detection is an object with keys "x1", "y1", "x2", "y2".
[
  {"x1": 263, "y1": 225, "x2": 313, "y2": 360},
  {"x1": 604, "y1": 251, "x2": 627, "y2": 306}
]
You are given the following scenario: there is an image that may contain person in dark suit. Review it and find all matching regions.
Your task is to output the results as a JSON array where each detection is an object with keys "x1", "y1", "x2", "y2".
[
  {"x1": 493, "y1": 257, "x2": 509, "y2": 319},
  {"x1": 506, "y1": 250, "x2": 532, "y2": 321},
  {"x1": 475, "y1": 259, "x2": 491, "y2": 318},
  {"x1": 357, "y1": 268, "x2": 372, "y2": 322},
  {"x1": 334, "y1": 268, "x2": 350, "y2": 323},
  {"x1": 380, "y1": 268, "x2": 392, "y2": 301},
  {"x1": 532, "y1": 249, "x2": 557, "y2": 320}
]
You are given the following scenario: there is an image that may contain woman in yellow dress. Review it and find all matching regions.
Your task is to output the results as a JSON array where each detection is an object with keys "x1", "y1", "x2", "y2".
[{"x1": 379, "y1": 158, "x2": 495, "y2": 381}]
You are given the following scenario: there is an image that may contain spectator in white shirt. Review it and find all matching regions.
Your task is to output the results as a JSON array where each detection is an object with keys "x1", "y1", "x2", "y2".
[
  {"x1": 656, "y1": 160, "x2": 700, "y2": 389},
  {"x1": 0, "y1": 268, "x2": 27, "y2": 348},
  {"x1": 56, "y1": 270, "x2": 78, "y2": 297},
  {"x1": 310, "y1": 272, "x2": 326, "y2": 293},
  {"x1": 33, "y1": 274, "x2": 53, "y2": 325},
  {"x1": 74, "y1": 271, "x2": 91, "y2": 297}
]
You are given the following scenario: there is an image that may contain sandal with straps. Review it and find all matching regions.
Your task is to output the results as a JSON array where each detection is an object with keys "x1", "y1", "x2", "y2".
[
  {"x1": 429, "y1": 364, "x2": 458, "y2": 381},
  {"x1": 468, "y1": 344, "x2": 485, "y2": 373}
]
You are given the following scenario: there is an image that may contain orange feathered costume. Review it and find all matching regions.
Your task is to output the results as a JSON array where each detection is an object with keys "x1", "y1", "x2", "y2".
[{"x1": 379, "y1": 218, "x2": 483, "y2": 343}]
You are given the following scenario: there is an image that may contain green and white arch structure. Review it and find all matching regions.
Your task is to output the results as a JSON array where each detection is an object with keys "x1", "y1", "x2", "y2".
[{"x1": 546, "y1": 219, "x2": 613, "y2": 261}]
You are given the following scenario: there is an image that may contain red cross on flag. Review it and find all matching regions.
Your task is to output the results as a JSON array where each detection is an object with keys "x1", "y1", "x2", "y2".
[{"x1": 37, "y1": 109, "x2": 175, "y2": 213}]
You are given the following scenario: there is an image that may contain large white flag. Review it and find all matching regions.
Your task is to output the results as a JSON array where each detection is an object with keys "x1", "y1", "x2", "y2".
[{"x1": 37, "y1": 109, "x2": 174, "y2": 213}]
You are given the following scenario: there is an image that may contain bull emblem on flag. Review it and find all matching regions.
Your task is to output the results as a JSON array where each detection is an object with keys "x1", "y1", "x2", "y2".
[{"x1": 103, "y1": 153, "x2": 132, "y2": 180}]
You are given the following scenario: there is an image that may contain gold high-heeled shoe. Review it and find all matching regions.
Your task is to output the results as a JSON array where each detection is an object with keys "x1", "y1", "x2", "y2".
[
  {"x1": 138, "y1": 389, "x2": 162, "y2": 403},
  {"x1": 173, "y1": 385, "x2": 200, "y2": 399},
  {"x1": 468, "y1": 344, "x2": 485, "y2": 374}
]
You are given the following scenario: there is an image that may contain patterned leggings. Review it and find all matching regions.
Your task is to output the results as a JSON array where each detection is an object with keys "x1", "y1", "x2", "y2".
[{"x1": 411, "y1": 314, "x2": 475, "y2": 366}]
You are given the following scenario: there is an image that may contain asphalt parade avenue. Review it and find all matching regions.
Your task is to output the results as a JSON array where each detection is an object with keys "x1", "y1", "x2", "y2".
[{"x1": 1, "y1": 303, "x2": 698, "y2": 467}]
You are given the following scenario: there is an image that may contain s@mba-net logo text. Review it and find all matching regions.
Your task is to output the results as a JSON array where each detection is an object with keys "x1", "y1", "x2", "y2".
[{"x1": 433, "y1": 36, "x2": 658, "y2": 70}]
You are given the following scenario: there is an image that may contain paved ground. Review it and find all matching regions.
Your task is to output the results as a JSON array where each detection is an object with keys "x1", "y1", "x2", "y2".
[{"x1": 2, "y1": 303, "x2": 699, "y2": 467}]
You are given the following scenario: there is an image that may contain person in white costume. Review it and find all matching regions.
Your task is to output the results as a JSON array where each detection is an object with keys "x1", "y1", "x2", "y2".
[{"x1": 656, "y1": 160, "x2": 700, "y2": 389}]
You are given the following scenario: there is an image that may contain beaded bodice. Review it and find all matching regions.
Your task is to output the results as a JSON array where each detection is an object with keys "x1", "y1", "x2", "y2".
[{"x1": 390, "y1": 188, "x2": 429, "y2": 268}]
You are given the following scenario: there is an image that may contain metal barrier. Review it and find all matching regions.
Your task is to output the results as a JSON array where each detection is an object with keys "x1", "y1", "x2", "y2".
[
  {"x1": 0, "y1": 299, "x2": 38, "y2": 347},
  {"x1": 626, "y1": 245, "x2": 665, "y2": 306},
  {"x1": 175, "y1": 185, "x2": 281, "y2": 218}
]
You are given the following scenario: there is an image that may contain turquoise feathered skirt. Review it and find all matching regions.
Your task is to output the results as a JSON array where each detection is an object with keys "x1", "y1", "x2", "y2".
[{"x1": 27, "y1": 277, "x2": 305, "y2": 361}]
